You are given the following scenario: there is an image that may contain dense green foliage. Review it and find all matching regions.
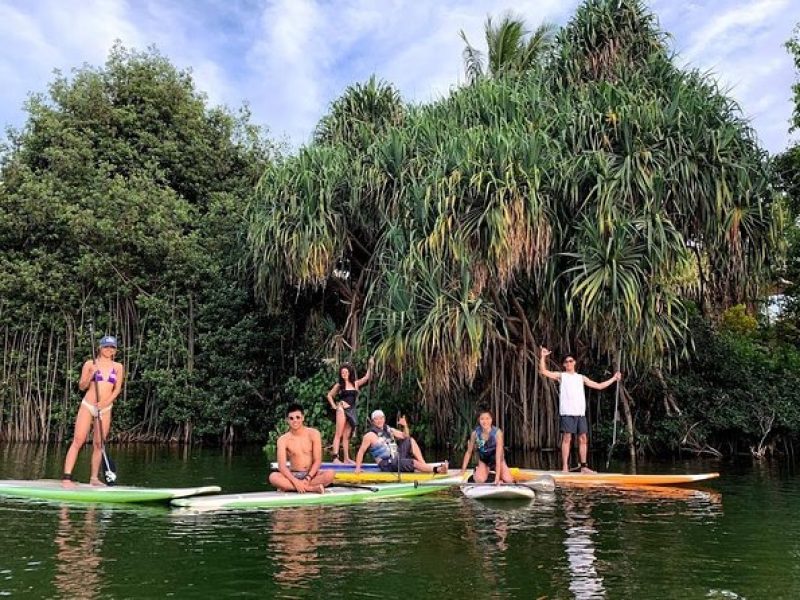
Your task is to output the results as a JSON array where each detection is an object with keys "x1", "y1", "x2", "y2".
[
  {"x1": 652, "y1": 313, "x2": 800, "y2": 457},
  {"x1": 0, "y1": 45, "x2": 291, "y2": 443},
  {"x1": 775, "y1": 25, "x2": 800, "y2": 324},
  {"x1": 247, "y1": 0, "x2": 781, "y2": 452},
  {"x1": 2, "y1": 3, "x2": 799, "y2": 459}
]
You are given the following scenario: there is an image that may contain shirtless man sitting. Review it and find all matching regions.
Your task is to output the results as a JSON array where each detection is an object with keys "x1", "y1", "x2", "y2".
[
  {"x1": 354, "y1": 410, "x2": 448, "y2": 474},
  {"x1": 268, "y1": 403, "x2": 335, "y2": 493}
]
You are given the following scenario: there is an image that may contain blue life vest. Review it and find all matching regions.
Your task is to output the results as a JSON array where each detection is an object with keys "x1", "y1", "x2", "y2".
[
  {"x1": 369, "y1": 425, "x2": 397, "y2": 461},
  {"x1": 475, "y1": 426, "x2": 498, "y2": 462}
]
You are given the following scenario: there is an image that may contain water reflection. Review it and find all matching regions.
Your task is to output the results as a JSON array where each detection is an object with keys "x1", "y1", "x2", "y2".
[
  {"x1": 562, "y1": 490, "x2": 606, "y2": 599},
  {"x1": 0, "y1": 443, "x2": 52, "y2": 479},
  {"x1": 557, "y1": 484, "x2": 724, "y2": 599},
  {"x1": 458, "y1": 493, "x2": 552, "y2": 593},
  {"x1": 53, "y1": 506, "x2": 104, "y2": 600},
  {"x1": 592, "y1": 485, "x2": 723, "y2": 521},
  {"x1": 270, "y1": 508, "x2": 325, "y2": 589}
]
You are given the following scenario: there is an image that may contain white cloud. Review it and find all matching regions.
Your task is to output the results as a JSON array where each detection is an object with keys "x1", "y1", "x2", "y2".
[
  {"x1": 659, "y1": 0, "x2": 799, "y2": 153},
  {"x1": 0, "y1": 0, "x2": 798, "y2": 153},
  {"x1": 683, "y1": 0, "x2": 788, "y2": 60},
  {"x1": 244, "y1": 0, "x2": 328, "y2": 145},
  {"x1": 0, "y1": 0, "x2": 144, "y2": 132},
  {"x1": 240, "y1": 0, "x2": 577, "y2": 145}
]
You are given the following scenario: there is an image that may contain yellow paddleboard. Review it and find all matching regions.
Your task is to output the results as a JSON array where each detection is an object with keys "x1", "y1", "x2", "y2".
[{"x1": 333, "y1": 470, "x2": 458, "y2": 484}]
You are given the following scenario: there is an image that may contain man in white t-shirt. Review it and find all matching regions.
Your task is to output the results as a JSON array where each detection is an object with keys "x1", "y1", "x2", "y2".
[{"x1": 539, "y1": 348, "x2": 622, "y2": 473}]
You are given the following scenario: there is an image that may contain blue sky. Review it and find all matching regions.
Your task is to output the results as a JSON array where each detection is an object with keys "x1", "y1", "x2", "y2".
[{"x1": 1, "y1": 0, "x2": 798, "y2": 154}]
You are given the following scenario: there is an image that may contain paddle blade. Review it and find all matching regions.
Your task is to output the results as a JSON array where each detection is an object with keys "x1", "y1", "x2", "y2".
[
  {"x1": 102, "y1": 454, "x2": 117, "y2": 486},
  {"x1": 522, "y1": 475, "x2": 555, "y2": 494}
]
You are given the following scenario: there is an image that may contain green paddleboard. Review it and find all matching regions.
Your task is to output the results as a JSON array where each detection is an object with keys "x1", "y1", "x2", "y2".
[
  {"x1": 0, "y1": 480, "x2": 222, "y2": 503},
  {"x1": 171, "y1": 478, "x2": 460, "y2": 511}
]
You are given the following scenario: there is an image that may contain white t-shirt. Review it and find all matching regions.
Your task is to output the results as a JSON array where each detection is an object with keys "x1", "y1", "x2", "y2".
[{"x1": 559, "y1": 372, "x2": 586, "y2": 416}]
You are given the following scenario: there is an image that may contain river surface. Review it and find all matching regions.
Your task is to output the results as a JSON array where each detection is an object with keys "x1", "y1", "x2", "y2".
[{"x1": 0, "y1": 444, "x2": 798, "y2": 599}]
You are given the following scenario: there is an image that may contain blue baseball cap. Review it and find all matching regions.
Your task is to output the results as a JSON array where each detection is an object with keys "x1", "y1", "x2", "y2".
[{"x1": 99, "y1": 335, "x2": 118, "y2": 348}]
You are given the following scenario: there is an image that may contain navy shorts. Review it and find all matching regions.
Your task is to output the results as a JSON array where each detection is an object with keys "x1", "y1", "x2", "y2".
[{"x1": 560, "y1": 415, "x2": 588, "y2": 435}]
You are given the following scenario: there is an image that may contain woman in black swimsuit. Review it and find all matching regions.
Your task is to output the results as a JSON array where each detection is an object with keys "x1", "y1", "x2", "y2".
[{"x1": 326, "y1": 357, "x2": 374, "y2": 463}]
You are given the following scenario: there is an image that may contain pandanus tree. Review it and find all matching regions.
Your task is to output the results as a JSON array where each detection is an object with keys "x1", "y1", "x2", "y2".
[{"x1": 246, "y1": 0, "x2": 781, "y2": 451}]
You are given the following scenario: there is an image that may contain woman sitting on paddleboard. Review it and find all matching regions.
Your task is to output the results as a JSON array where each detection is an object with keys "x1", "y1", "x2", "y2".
[
  {"x1": 459, "y1": 409, "x2": 515, "y2": 485},
  {"x1": 326, "y1": 357, "x2": 373, "y2": 463},
  {"x1": 62, "y1": 335, "x2": 124, "y2": 485}
]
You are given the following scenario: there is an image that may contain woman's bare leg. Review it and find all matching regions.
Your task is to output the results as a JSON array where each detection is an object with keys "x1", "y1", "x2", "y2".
[
  {"x1": 499, "y1": 462, "x2": 515, "y2": 483},
  {"x1": 62, "y1": 408, "x2": 93, "y2": 484},
  {"x1": 90, "y1": 412, "x2": 112, "y2": 485},
  {"x1": 331, "y1": 406, "x2": 346, "y2": 461},
  {"x1": 473, "y1": 462, "x2": 490, "y2": 483},
  {"x1": 342, "y1": 423, "x2": 354, "y2": 463}
]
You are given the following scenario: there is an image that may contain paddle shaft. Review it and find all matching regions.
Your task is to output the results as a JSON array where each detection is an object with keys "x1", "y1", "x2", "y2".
[
  {"x1": 413, "y1": 479, "x2": 554, "y2": 490},
  {"x1": 396, "y1": 411, "x2": 402, "y2": 482},
  {"x1": 331, "y1": 482, "x2": 380, "y2": 492},
  {"x1": 89, "y1": 323, "x2": 114, "y2": 480},
  {"x1": 605, "y1": 349, "x2": 622, "y2": 470}
]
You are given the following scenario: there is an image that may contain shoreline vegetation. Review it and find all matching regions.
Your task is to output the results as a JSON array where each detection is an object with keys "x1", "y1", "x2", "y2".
[{"x1": 3, "y1": 0, "x2": 800, "y2": 462}]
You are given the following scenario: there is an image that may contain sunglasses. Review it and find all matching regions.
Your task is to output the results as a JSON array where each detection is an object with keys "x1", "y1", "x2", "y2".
[{"x1": 287, "y1": 415, "x2": 303, "y2": 421}]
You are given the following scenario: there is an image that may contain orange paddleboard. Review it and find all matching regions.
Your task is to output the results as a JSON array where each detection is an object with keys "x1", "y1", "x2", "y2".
[{"x1": 512, "y1": 469, "x2": 719, "y2": 487}]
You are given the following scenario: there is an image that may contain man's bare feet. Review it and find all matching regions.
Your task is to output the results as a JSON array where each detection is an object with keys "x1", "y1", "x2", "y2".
[
  {"x1": 61, "y1": 479, "x2": 77, "y2": 488},
  {"x1": 580, "y1": 465, "x2": 595, "y2": 474},
  {"x1": 314, "y1": 484, "x2": 325, "y2": 494},
  {"x1": 332, "y1": 457, "x2": 342, "y2": 464},
  {"x1": 344, "y1": 458, "x2": 356, "y2": 465},
  {"x1": 89, "y1": 477, "x2": 106, "y2": 487}
]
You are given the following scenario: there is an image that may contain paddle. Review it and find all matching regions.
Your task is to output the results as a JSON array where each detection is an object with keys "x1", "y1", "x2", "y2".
[
  {"x1": 330, "y1": 482, "x2": 380, "y2": 492},
  {"x1": 395, "y1": 411, "x2": 402, "y2": 483},
  {"x1": 89, "y1": 321, "x2": 117, "y2": 486},
  {"x1": 605, "y1": 349, "x2": 622, "y2": 471},
  {"x1": 414, "y1": 475, "x2": 556, "y2": 493}
]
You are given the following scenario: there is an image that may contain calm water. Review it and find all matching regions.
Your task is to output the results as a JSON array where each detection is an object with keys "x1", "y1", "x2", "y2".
[{"x1": 0, "y1": 444, "x2": 798, "y2": 599}]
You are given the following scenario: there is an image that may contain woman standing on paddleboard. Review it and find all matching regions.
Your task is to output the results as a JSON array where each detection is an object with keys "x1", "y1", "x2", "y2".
[
  {"x1": 460, "y1": 409, "x2": 515, "y2": 485},
  {"x1": 326, "y1": 357, "x2": 373, "y2": 463},
  {"x1": 62, "y1": 335, "x2": 124, "y2": 485}
]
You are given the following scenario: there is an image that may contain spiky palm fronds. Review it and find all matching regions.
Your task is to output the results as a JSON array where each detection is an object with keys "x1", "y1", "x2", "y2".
[
  {"x1": 246, "y1": 0, "x2": 781, "y2": 448},
  {"x1": 461, "y1": 13, "x2": 556, "y2": 84}
]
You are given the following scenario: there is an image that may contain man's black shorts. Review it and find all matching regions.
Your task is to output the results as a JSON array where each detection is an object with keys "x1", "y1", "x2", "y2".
[
  {"x1": 378, "y1": 438, "x2": 416, "y2": 472},
  {"x1": 560, "y1": 415, "x2": 588, "y2": 435}
]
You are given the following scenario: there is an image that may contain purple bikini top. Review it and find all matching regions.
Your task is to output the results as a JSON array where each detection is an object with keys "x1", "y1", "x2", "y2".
[{"x1": 93, "y1": 368, "x2": 118, "y2": 385}]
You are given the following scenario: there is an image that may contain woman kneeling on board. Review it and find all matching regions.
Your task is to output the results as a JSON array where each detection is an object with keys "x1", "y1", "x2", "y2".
[
  {"x1": 460, "y1": 409, "x2": 515, "y2": 485},
  {"x1": 353, "y1": 410, "x2": 448, "y2": 474},
  {"x1": 62, "y1": 335, "x2": 124, "y2": 486},
  {"x1": 269, "y1": 404, "x2": 335, "y2": 493}
]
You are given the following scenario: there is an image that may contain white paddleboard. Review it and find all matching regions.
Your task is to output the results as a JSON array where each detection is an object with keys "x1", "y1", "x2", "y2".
[{"x1": 463, "y1": 485, "x2": 535, "y2": 500}]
